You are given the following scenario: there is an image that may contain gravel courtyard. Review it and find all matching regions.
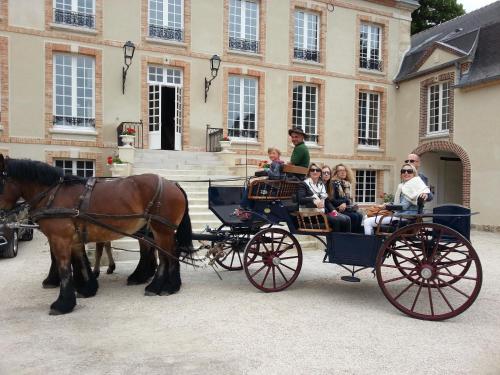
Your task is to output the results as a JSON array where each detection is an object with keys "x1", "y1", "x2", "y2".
[{"x1": 1, "y1": 230, "x2": 499, "y2": 375}]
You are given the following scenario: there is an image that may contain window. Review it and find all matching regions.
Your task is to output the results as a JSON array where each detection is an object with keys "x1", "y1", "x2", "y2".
[
  {"x1": 54, "y1": 159, "x2": 95, "y2": 177},
  {"x1": 292, "y1": 83, "x2": 318, "y2": 143},
  {"x1": 53, "y1": 0, "x2": 95, "y2": 29},
  {"x1": 229, "y1": 0, "x2": 259, "y2": 53},
  {"x1": 428, "y1": 82, "x2": 450, "y2": 133},
  {"x1": 227, "y1": 76, "x2": 258, "y2": 139},
  {"x1": 294, "y1": 10, "x2": 319, "y2": 62},
  {"x1": 358, "y1": 92, "x2": 380, "y2": 147},
  {"x1": 149, "y1": 0, "x2": 184, "y2": 42},
  {"x1": 53, "y1": 53, "x2": 95, "y2": 128},
  {"x1": 355, "y1": 170, "x2": 376, "y2": 204},
  {"x1": 360, "y1": 23, "x2": 382, "y2": 71}
]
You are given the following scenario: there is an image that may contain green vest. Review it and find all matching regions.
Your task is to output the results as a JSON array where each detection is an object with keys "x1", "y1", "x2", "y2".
[{"x1": 290, "y1": 142, "x2": 310, "y2": 168}]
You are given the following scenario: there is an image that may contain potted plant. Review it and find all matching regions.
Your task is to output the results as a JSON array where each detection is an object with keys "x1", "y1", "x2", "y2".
[
  {"x1": 219, "y1": 135, "x2": 231, "y2": 152},
  {"x1": 120, "y1": 127, "x2": 136, "y2": 147}
]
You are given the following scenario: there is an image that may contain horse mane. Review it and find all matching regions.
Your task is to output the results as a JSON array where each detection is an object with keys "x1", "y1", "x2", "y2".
[{"x1": 6, "y1": 158, "x2": 87, "y2": 186}]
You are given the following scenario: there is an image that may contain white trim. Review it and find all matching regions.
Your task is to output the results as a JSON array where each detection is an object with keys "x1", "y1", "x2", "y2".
[{"x1": 49, "y1": 23, "x2": 98, "y2": 34}]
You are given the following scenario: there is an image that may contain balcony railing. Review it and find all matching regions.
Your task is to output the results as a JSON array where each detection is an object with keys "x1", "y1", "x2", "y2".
[
  {"x1": 229, "y1": 37, "x2": 259, "y2": 53},
  {"x1": 53, "y1": 8, "x2": 95, "y2": 29},
  {"x1": 149, "y1": 25, "x2": 184, "y2": 42},
  {"x1": 359, "y1": 57, "x2": 383, "y2": 71},
  {"x1": 358, "y1": 137, "x2": 381, "y2": 147},
  {"x1": 228, "y1": 129, "x2": 259, "y2": 139},
  {"x1": 53, "y1": 116, "x2": 95, "y2": 128},
  {"x1": 117, "y1": 121, "x2": 144, "y2": 149},
  {"x1": 294, "y1": 48, "x2": 320, "y2": 63}
]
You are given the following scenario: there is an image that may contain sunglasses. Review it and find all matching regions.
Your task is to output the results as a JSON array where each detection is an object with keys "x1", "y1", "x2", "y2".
[
  {"x1": 401, "y1": 169, "x2": 414, "y2": 174},
  {"x1": 404, "y1": 159, "x2": 417, "y2": 163},
  {"x1": 322, "y1": 171, "x2": 331, "y2": 174},
  {"x1": 310, "y1": 168, "x2": 321, "y2": 173}
]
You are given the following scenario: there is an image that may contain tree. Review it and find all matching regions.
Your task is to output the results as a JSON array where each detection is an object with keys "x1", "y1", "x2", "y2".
[{"x1": 411, "y1": 0, "x2": 466, "y2": 35}]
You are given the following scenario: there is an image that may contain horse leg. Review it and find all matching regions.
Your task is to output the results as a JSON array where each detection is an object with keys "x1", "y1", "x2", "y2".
[
  {"x1": 42, "y1": 248, "x2": 61, "y2": 289},
  {"x1": 93, "y1": 242, "x2": 104, "y2": 278},
  {"x1": 127, "y1": 240, "x2": 157, "y2": 285},
  {"x1": 72, "y1": 243, "x2": 98, "y2": 298},
  {"x1": 104, "y1": 242, "x2": 116, "y2": 274},
  {"x1": 145, "y1": 232, "x2": 178, "y2": 296},
  {"x1": 49, "y1": 242, "x2": 76, "y2": 315}
]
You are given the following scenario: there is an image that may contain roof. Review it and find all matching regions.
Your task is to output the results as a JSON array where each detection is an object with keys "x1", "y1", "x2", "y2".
[{"x1": 394, "y1": 1, "x2": 500, "y2": 86}]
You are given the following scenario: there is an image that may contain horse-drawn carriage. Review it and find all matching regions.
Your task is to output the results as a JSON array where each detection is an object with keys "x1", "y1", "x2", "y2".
[
  {"x1": 0, "y1": 155, "x2": 482, "y2": 320},
  {"x1": 198, "y1": 175, "x2": 482, "y2": 321}
]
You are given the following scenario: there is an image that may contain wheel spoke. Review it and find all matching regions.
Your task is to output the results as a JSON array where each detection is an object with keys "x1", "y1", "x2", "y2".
[
  {"x1": 229, "y1": 248, "x2": 236, "y2": 268},
  {"x1": 400, "y1": 238, "x2": 424, "y2": 266},
  {"x1": 278, "y1": 255, "x2": 299, "y2": 261},
  {"x1": 394, "y1": 281, "x2": 415, "y2": 301},
  {"x1": 431, "y1": 280, "x2": 455, "y2": 312},
  {"x1": 260, "y1": 266, "x2": 271, "y2": 287},
  {"x1": 276, "y1": 265, "x2": 289, "y2": 283},
  {"x1": 435, "y1": 276, "x2": 471, "y2": 298},
  {"x1": 250, "y1": 264, "x2": 267, "y2": 278},
  {"x1": 429, "y1": 229, "x2": 443, "y2": 261},
  {"x1": 411, "y1": 281, "x2": 424, "y2": 312},
  {"x1": 435, "y1": 271, "x2": 477, "y2": 281},
  {"x1": 383, "y1": 270, "x2": 418, "y2": 284},
  {"x1": 272, "y1": 266, "x2": 276, "y2": 289},
  {"x1": 387, "y1": 248, "x2": 420, "y2": 266},
  {"x1": 381, "y1": 264, "x2": 415, "y2": 271},
  {"x1": 436, "y1": 258, "x2": 475, "y2": 269},
  {"x1": 427, "y1": 282, "x2": 434, "y2": 316},
  {"x1": 280, "y1": 263, "x2": 297, "y2": 273}
]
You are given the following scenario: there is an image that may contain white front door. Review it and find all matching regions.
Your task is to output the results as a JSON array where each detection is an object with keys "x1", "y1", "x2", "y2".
[
  {"x1": 148, "y1": 84, "x2": 161, "y2": 150},
  {"x1": 174, "y1": 87, "x2": 183, "y2": 151}
]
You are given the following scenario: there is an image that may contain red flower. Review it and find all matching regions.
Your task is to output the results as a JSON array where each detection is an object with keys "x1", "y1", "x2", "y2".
[
  {"x1": 123, "y1": 127, "x2": 136, "y2": 135},
  {"x1": 107, "y1": 156, "x2": 113, "y2": 165}
]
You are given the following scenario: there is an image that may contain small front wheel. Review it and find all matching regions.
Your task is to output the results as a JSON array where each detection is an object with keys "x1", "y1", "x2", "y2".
[{"x1": 243, "y1": 228, "x2": 302, "y2": 292}]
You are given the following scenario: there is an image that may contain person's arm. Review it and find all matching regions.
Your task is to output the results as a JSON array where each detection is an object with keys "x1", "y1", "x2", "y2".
[
  {"x1": 297, "y1": 183, "x2": 316, "y2": 206},
  {"x1": 331, "y1": 182, "x2": 349, "y2": 208}
]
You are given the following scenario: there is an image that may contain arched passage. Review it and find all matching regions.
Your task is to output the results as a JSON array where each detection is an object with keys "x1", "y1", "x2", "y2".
[{"x1": 412, "y1": 141, "x2": 471, "y2": 207}]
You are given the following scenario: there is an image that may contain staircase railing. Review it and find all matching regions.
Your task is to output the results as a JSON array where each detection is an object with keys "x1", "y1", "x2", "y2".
[
  {"x1": 117, "y1": 121, "x2": 144, "y2": 149},
  {"x1": 206, "y1": 125, "x2": 223, "y2": 152}
]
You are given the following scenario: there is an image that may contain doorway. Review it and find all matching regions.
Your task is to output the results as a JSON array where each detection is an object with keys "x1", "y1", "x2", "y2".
[{"x1": 161, "y1": 86, "x2": 175, "y2": 150}]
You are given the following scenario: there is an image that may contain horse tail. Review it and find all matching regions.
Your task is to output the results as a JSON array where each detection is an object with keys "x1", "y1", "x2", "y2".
[{"x1": 175, "y1": 184, "x2": 194, "y2": 255}]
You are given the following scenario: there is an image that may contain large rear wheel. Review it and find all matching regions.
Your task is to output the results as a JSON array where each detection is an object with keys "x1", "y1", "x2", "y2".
[
  {"x1": 243, "y1": 228, "x2": 302, "y2": 292},
  {"x1": 213, "y1": 226, "x2": 249, "y2": 271},
  {"x1": 377, "y1": 223, "x2": 482, "y2": 321}
]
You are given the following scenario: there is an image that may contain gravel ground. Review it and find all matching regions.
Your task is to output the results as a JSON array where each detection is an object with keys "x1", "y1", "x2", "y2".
[{"x1": 1, "y1": 230, "x2": 500, "y2": 375}]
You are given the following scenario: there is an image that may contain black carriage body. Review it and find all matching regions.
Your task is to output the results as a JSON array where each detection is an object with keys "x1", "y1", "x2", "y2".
[{"x1": 326, "y1": 233, "x2": 382, "y2": 268}]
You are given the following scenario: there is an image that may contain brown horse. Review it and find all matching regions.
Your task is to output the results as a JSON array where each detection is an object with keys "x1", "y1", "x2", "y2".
[{"x1": 0, "y1": 155, "x2": 193, "y2": 315}]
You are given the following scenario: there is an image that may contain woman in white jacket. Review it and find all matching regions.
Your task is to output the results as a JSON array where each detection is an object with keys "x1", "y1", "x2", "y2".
[{"x1": 363, "y1": 163, "x2": 430, "y2": 235}]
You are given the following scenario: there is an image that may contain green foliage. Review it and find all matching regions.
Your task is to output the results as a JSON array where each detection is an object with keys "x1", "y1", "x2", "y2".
[{"x1": 411, "y1": 0, "x2": 466, "y2": 35}]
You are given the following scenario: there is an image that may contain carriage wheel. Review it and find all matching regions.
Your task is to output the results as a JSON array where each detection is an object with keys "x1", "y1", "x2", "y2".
[
  {"x1": 243, "y1": 228, "x2": 302, "y2": 292},
  {"x1": 213, "y1": 226, "x2": 248, "y2": 271},
  {"x1": 376, "y1": 223, "x2": 482, "y2": 321}
]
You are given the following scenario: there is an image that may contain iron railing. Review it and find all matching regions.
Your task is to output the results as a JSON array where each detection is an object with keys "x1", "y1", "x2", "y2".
[
  {"x1": 53, "y1": 8, "x2": 95, "y2": 28},
  {"x1": 294, "y1": 48, "x2": 320, "y2": 62},
  {"x1": 206, "y1": 125, "x2": 223, "y2": 152},
  {"x1": 359, "y1": 57, "x2": 383, "y2": 71},
  {"x1": 53, "y1": 116, "x2": 95, "y2": 128},
  {"x1": 117, "y1": 121, "x2": 144, "y2": 149},
  {"x1": 149, "y1": 25, "x2": 184, "y2": 42},
  {"x1": 229, "y1": 37, "x2": 259, "y2": 53}
]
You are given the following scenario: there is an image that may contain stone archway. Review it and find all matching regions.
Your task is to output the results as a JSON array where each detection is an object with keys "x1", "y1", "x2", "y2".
[{"x1": 412, "y1": 141, "x2": 471, "y2": 207}]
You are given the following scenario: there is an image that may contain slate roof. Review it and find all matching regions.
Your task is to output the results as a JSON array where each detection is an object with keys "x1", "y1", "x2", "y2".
[{"x1": 394, "y1": 1, "x2": 500, "y2": 87}]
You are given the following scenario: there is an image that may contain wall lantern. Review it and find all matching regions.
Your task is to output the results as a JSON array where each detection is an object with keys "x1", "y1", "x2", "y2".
[
  {"x1": 122, "y1": 40, "x2": 136, "y2": 94},
  {"x1": 204, "y1": 54, "x2": 221, "y2": 102}
]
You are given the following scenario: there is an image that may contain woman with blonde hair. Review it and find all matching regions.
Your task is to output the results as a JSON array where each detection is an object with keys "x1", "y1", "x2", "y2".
[
  {"x1": 330, "y1": 164, "x2": 363, "y2": 233},
  {"x1": 363, "y1": 163, "x2": 430, "y2": 235}
]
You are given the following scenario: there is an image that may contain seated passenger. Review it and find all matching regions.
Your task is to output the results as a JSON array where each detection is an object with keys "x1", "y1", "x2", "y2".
[
  {"x1": 363, "y1": 163, "x2": 430, "y2": 235},
  {"x1": 329, "y1": 164, "x2": 364, "y2": 233},
  {"x1": 297, "y1": 163, "x2": 351, "y2": 232}
]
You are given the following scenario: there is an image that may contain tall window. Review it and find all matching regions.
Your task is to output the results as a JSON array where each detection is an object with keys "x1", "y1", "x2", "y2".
[
  {"x1": 292, "y1": 84, "x2": 318, "y2": 143},
  {"x1": 227, "y1": 76, "x2": 258, "y2": 139},
  {"x1": 229, "y1": 0, "x2": 259, "y2": 53},
  {"x1": 294, "y1": 10, "x2": 319, "y2": 62},
  {"x1": 358, "y1": 92, "x2": 380, "y2": 147},
  {"x1": 149, "y1": 0, "x2": 184, "y2": 42},
  {"x1": 53, "y1": 0, "x2": 95, "y2": 29},
  {"x1": 359, "y1": 23, "x2": 382, "y2": 71},
  {"x1": 54, "y1": 159, "x2": 95, "y2": 177},
  {"x1": 355, "y1": 170, "x2": 377, "y2": 204},
  {"x1": 428, "y1": 82, "x2": 450, "y2": 133},
  {"x1": 53, "y1": 54, "x2": 95, "y2": 128}
]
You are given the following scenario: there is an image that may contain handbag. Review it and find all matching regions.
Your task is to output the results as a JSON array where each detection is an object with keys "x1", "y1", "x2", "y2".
[
  {"x1": 344, "y1": 204, "x2": 359, "y2": 212},
  {"x1": 365, "y1": 205, "x2": 393, "y2": 218}
]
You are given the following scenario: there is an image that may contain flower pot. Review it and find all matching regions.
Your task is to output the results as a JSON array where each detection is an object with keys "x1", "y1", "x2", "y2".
[
  {"x1": 219, "y1": 140, "x2": 231, "y2": 152},
  {"x1": 109, "y1": 162, "x2": 129, "y2": 177},
  {"x1": 120, "y1": 134, "x2": 135, "y2": 148}
]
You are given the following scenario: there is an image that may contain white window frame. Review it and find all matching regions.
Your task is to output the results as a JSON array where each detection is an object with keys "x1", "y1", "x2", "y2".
[
  {"x1": 54, "y1": 0, "x2": 95, "y2": 14},
  {"x1": 427, "y1": 81, "x2": 450, "y2": 135},
  {"x1": 53, "y1": 0, "x2": 96, "y2": 29},
  {"x1": 54, "y1": 159, "x2": 95, "y2": 177},
  {"x1": 358, "y1": 91, "x2": 380, "y2": 148},
  {"x1": 359, "y1": 23, "x2": 382, "y2": 71},
  {"x1": 292, "y1": 83, "x2": 318, "y2": 144},
  {"x1": 229, "y1": 0, "x2": 260, "y2": 53},
  {"x1": 148, "y1": 0, "x2": 184, "y2": 41},
  {"x1": 227, "y1": 76, "x2": 258, "y2": 140},
  {"x1": 294, "y1": 10, "x2": 320, "y2": 62},
  {"x1": 53, "y1": 53, "x2": 95, "y2": 129},
  {"x1": 355, "y1": 170, "x2": 377, "y2": 204}
]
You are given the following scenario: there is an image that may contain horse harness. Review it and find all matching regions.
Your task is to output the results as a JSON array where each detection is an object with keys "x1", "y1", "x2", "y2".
[{"x1": 29, "y1": 175, "x2": 179, "y2": 245}]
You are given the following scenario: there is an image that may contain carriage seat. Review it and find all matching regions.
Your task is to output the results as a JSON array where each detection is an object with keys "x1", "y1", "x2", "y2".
[{"x1": 377, "y1": 198, "x2": 425, "y2": 235}]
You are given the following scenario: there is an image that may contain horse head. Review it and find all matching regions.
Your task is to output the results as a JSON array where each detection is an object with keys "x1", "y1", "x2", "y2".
[{"x1": 0, "y1": 154, "x2": 23, "y2": 211}]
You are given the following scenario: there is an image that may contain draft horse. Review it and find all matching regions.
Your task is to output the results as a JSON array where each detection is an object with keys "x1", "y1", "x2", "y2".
[{"x1": 0, "y1": 155, "x2": 193, "y2": 315}]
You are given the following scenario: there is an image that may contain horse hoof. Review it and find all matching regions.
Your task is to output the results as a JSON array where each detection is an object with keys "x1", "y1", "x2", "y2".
[
  {"x1": 144, "y1": 290, "x2": 159, "y2": 296},
  {"x1": 93, "y1": 270, "x2": 100, "y2": 279},
  {"x1": 106, "y1": 264, "x2": 116, "y2": 274},
  {"x1": 49, "y1": 309, "x2": 64, "y2": 316},
  {"x1": 42, "y1": 283, "x2": 59, "y2": 289}
]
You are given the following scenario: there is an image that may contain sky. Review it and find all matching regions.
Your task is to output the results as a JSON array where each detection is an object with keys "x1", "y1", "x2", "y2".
[{"x1": 459, "y1": 0, "x2": 497, "y2": 12}]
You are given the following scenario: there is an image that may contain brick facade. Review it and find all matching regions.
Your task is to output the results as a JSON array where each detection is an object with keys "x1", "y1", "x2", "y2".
[
  {"x1": 355, "y1": 14, "x2": 389, "y2": 79},
  {"x1": 0, "y1": 0, "x2": 7, "y2": 22},
  {"x1": 412, "y1": 141, "x2": 471, "y2": 207},
  {"x1": 46, "y1": 150, "x2": 104, "y2": 176},
  {"x1": 0, "y1": 36, "x2": 8, "y2": 143}
]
